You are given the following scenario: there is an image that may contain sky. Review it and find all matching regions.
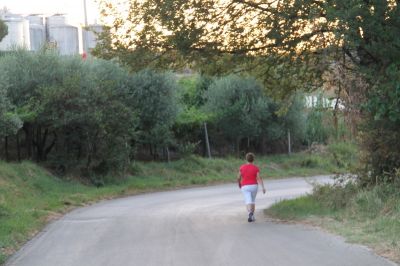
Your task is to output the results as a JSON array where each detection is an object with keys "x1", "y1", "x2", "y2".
[{"x1": 1, "y1": 0, "x2": 101, "y2": 25}]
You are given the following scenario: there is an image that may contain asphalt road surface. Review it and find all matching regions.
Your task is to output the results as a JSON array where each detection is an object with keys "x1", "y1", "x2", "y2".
[{"x1": 7, "y1": 176, "x2": 396, "y2": 266}]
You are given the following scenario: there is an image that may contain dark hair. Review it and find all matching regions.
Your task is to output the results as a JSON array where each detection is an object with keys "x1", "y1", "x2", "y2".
[{"x1": 245, "y1": 153, "x2": 255, "y2": 163}]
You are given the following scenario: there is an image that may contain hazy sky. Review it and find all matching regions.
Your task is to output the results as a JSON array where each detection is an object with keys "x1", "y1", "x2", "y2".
[{"x1": 1, "y1": 0, "x2": 101, "y2": 25}]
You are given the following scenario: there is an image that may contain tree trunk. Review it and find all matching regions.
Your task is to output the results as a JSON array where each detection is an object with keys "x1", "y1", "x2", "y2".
[
  {"x1": 166, "y1": 147, "x2": 170, "y2": 163},
  {"x1": 16, "y1": 132, "x2": 21, "y2": 162},
  {"x1": 203, "y1": 122, "x2": 211, "y2": 159},
  {"x1": 333, "y1": 82, "x2": 341, "y2": 141},
  {"x1": 86, "y1": 134, "x2": 93, "y2": 171},
  {"x1": 44, "y1": 131, "x2": 57, "y2": 160},
  {"x1": 35, "y1": 126, "x2": 44, "y2": 161},
  {"x1": 5, "y1": 136, "x2": 9, "y2": 161},
  {"x1": 153, "y1": 145, "x2": 158, "y2": 160},
  {"x1": 149, "y1": 144, "x2": 153, "y2": 157},
  {"x1": 33, "y1": 127, "x2": 53, "y2": 162},
  {"x1": 23, "y1": 123, "x2": 33, "y2": 159},
  {"x1": 236, "y1": 137, "x2": 241, "y2": 158}
]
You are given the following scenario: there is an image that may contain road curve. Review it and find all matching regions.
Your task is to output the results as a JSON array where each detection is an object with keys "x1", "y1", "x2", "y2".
[{"x1": 6, "y1": 176, "x2": 396, "y2": 266}]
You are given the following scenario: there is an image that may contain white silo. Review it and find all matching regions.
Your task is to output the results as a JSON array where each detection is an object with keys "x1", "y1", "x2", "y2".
[
  {"x1": 46, "y1": 15, "x2": 79, "y2": 55},
  {"x1": 0, "y1": 15, "x2": 30, "y2": 50},
  {"x1": 27, "y1": 15, "x2": 46, "y2": 51},
  {"x1": 82, "y1": 24, "x2": 103, "y2": 54},
  {"x1": 46, "y1": 14, "x2": 68, "y2": 27},
  {"x1": 26, "y1": 15, "x2": 44, "y2": 26}
]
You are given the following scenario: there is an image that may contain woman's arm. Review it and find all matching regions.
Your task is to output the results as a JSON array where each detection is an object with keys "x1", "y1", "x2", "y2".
[
  {"x1": 256, "y1": 172, "x2": 266, "y2": 194},
  {"x1": 237, "y1": 171, "x2": 242, "y2": 188}
]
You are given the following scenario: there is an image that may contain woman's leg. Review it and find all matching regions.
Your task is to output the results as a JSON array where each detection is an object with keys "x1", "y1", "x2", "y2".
[
  {"x1": 245, "y1": 204, "x2": 254, "y2": 213},
  {"x1": 242, "y1": 185, "x2": 258, "y2": 222},
  {"x1": 250, "y1": 203, "x2": 255, "y2": 213},
  {"x1": 249, "y1": 186, "x2": 258, "y2": 221}
]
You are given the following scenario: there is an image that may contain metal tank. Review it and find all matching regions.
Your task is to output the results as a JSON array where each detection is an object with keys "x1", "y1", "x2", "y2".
[
  {"x1": 0, "y1": 15, "x2": 30, "y2": 50},
  {"x1": 82, "y1": 24, "x2": 103, "y2": 54},
  {"x1": 27, "y1": 15, "x2": 45, "y2": 51},
  {"x1": 46, "y1": 15, "x2": 79, "y2": 55},
  {"x1": 26, "y1": 15, "x2": 44, "y2": 25},
  {"x1": 46, "y1": 14, "x2": 67, "y2": 27},
  {"x1": 29, "y1": 24, "x2": 46, "y2": 51},
  {"x1": 48, "y1": 25, "x2": 79, "y2": 55}
]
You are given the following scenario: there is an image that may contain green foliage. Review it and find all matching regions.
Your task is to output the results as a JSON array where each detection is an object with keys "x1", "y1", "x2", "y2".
[
  {"x1": 312, "y1": 182, "x2": 358, "y2": 211},
  {"x1": 176, "y1": 106, "x2": 210, "y2": 125},
  {"x1": 204, "y1": 75, "x2": 269, "y2": 142},
  {"x1": 95, "y1": 0, "x2": 330, "y2": 69},
  {"x1": 300, "y1": 156, "x2": 324, "y2": 168},
  {"x1": 201, "y1": 75, "x2": 309, "y2": 154},
  {"x1": 267, "y1": 195, "x2": 331, "y2": 220},
  {"x1": 359, "y1": 64, "x2": 400, "y2": 185},
  {"x1": 334, "y1": 2, "x2": 400, "y2": 184},
  {"x1": 0, "y1": 50, "x2": 139, "y2": 177},
  {"x1": 0, "y1": 67, "x2": 22, "y2": 158},
  {"x1": 282, "y1": 94, "x2": 307, "y2": 142},
  {"x1": 366, "y1": 65, "x2": 400, "y2": 122},
  {"x1": 175, "y1": 75, "x2": 212, "y2": 125},
  {"x1": 128, "y1": 69, "x2": 178, "y2": 149},
  {"x1": 173, "y1": 75, "x2": 213, "y2": 153},
  {"x1": 0, "y1": 19, "x2": 7, "y2": 42},
  {"x1": 305, "y1": 95, "x2": 331, "y2": 144},
  {"x1": 177, "y1": 76, "x2": 197, "y2": 106},
  {"x1": 176, "y1": 142, "x2": 200, "y2": 158},
  {"x1": 96, "y1": 0, "x2": 400, "y2": 185},
  {"x1": 0, "y1": 87, "x2": 22, "y2": 137},
  {"x1": 328, "y1": 142, "x2": 358, "y2": 169}
]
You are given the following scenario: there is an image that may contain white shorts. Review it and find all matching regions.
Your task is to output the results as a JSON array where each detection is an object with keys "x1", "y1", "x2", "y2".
[{"x1": 241, "y1": 184, "x2": 258, "y2": 204}]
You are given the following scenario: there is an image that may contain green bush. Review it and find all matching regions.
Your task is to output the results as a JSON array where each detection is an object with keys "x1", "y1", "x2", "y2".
[
  {"x1": 267, "y1": 195, "x2": 331, "y2": 220},
  {"x1": 177, "y1": 142, "x2": 200, "y2": 158},
  {"x1": 0, "y1": 50, "x2": 138, "y2": 179},
  {"x1": 0, "y1": 204, "x2": 10, "y2": 218},
  {"x1": 328, "y1": 142, "x2": 358, "y2": 169},
  {"x1": 312, "y1": 182, "x2": 358, "y2": 210},
  {"x1": 128, "y1": 161, "x2": 144, "y2": 175},
  {"x1": 359, "y1": 64, "x2": 400, "y2": 185},
  {"x1": 300, "y1": 157, "x2": 322, "y2": 168}
]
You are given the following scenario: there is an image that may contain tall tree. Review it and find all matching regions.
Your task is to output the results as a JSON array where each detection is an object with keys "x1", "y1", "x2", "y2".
[
  {"x1": 0, "y1": 86, "x2": 22, "y2": 160},
  {"x1": 97, "y1": 0, "x2": 400, "y2": 183},
  {"x1": 0, "y1": 19, "x2": 7, "y2": 42},
  {"x1": 204, "y1": 75, "x2": 270, "y2": 154},
  {"x1": 127, "y1": 69, "x2": 178, "y2": 158}
]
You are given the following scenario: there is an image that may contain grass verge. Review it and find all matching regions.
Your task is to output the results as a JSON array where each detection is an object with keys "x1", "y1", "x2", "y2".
[
  {"x1": 266, "y1": 183, "x2": 400, "y2": 263},
  {"x1": 0, "y1": 150, "x2": 350, "y2": 265}
]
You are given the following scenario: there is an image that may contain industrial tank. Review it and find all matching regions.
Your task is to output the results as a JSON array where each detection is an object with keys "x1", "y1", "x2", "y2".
[
  {"x1": 46, "y1": 15, "x2": 79, "y2": 55},
  {"x1": 26, "y1": 15, "x2": 44, "y2": 25},
  {"x1": 27, "y1": 15, "x2": 45, "y2": 51},
  {"x1": 82, "y1": 24, "x2": 103, "y2": 53},
  {"x1": 48, "y1": 25, "x2": 79, "y2": 55},
  {"x1": 0, "y1": 16, "x2": 30, "y2": 50},
  {"x1": 29, "y1": 24, "x2": 46, "y2": 51},
  {"x1": 46, "y1": 14, "x2": 67, "y2": 27}
]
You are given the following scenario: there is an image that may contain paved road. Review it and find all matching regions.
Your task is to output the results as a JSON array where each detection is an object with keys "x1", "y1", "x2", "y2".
[{"x1": 7, "y1": 176, "x2": 396, "y2": 266}]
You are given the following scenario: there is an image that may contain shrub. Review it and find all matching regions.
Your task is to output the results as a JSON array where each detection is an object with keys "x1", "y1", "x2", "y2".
[
  {"x1": 328, "y1": 142, "x2": 358, "y2": 169},
  {"x1": 300, "y1": 156, "x2": 322, "y2": 168},
  {"x1": 312, "y1": 181, "x2": 358, "y2": 210}
]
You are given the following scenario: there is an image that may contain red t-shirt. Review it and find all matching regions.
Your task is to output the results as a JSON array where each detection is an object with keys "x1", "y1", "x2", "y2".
[{"x1": 239, "y1": 163, "x2": 259, "y2": 186}]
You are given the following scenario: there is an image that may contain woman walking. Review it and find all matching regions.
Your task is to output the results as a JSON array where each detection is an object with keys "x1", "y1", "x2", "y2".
[{"x1": 237, "y1": 153, "x2": 266, "y2": 222}]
